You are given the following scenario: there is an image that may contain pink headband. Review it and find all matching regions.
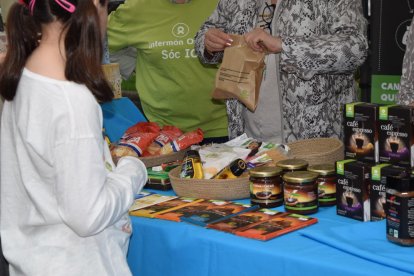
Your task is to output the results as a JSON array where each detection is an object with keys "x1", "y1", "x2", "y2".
[{"x1": 20, "y1": 0, "x2": 76, "y2": 15}]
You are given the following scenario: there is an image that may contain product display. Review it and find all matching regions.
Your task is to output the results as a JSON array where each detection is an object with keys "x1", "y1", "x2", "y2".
[
  {"x1": 234, "y1": 212, "x2": 318, "y2": 241},
  {"x1": 378, "y1": 105, "x2": 414, "y2": 168},
  {"x1": 386, "y1": 175, "x2": 414, "y2": 246},
  {"x1": 370, "y1": 164, "x2": 408, "y2": 221},
  {"x1": 180, "y1": 150, "x2": 204, "y2": 179},
  {"x1": 130, "y1": 197, "x2": 203, "y2": 218},
  {"x1": 276, "y1": 158, "x2": 308, "y2": 174},
  {"x1": 336, "y1": 160, "x2": 372, "y2": 222},
  {"x1": 344, "y1": 102, "x2": 379, "y2": 163},
  {"x1": 282, "y1": 171, "x2": 319, "y2": 215},
  {"x1": 249, "y1": 166, "x2": 283, "y2": 208},
  {"x1": 211, "y1": 158, "x2": 247, "y2": 179},
  {"x1": 180, "y1": 200, "x2": 259, "y2": 227},
  {"x1": 307, "y1": 164, "x2": 337, "y2": 207}
]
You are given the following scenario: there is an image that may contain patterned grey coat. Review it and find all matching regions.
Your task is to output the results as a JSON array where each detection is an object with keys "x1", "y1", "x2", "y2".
[
  {"x1": 398, "y1": 18, "x2": 414, "y2": 105},
  {"x1": 195, "y1": 0, "x2": 368, "y2": 142}
]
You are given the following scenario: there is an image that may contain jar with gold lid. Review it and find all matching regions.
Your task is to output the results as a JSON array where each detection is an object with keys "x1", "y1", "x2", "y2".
[
  {"x1": 249, "y1": 167, "x2": 283, "y2": 208},
  {"x1": 282, "y1": 171, "x2": 319, "y2": 215},
  {"x1": 276, "y1": 159, "x2": 309, "y2": 175},
  {"x1": 308, "y1": 164, "x2": 337, "y2": 207}
]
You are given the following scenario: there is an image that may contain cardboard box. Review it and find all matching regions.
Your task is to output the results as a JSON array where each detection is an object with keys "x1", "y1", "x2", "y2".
[
  {"x1": 336, "y1": 160, "x2": 371, "y2": 221},
  {"x1": 379, "y1": 105, "x2": 414, "y2": 168},
  {"x1": 370, "y1": 164, "x2": 408, "y2": 221},
  {"x1": 344, "y1": 102, "x2": 379, "y2": 163}
]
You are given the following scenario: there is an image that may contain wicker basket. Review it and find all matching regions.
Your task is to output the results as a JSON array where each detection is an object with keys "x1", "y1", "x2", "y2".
[
  {"x1": 287, "y1": 138, "x2": 344, "y2": 166},
  {"x1": 139, "y1": 149, "x2": 189, "y2": 168},
  {"x1": 169, "y1": 166, "x2": 250, "y2": 200}
]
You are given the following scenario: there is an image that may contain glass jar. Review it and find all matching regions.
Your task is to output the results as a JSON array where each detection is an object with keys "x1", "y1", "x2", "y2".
[
  {"x1": 386, "y1": 175, "x2": 414, "y2": 246},
  {"x1": 307, "y1": 164, "x2": 337, "y2": 207},
  {"x1": 276, "y1": 159, "x2": 309, "y2": 175},
  {"x1": 283, "y1": 171, "x2": 319, "y2": 215},
  {"x1": 249, "y1": 167, "x2": 283, "y2": 208}
]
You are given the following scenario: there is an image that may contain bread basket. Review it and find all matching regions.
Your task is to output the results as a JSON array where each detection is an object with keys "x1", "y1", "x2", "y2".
[
  {"x1": 169, "y1": 166, "x2": 250, "y2": 200},
  {"x1": 287, "y1": 138, "x2": 344, "y2": 166}
]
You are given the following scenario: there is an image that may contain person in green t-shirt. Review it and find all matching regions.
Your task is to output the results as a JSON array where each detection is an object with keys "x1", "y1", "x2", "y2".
[{"x1": 107, "y1": 0, "x2": 229, "y2": 143}]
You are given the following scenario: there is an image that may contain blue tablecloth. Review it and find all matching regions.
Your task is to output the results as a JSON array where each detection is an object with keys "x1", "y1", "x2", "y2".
[
  {"x1": 101, "y1": 97, "x2": 146, "y2": 142},
  {"x1": 127, "y1": 190, "x2": 414, "y2": 276}
]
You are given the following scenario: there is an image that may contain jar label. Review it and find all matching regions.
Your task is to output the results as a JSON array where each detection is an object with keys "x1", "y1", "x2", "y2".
[
  {"x1": 284, "y1": 186, "x2": 318, "y2": 211},
  {"x1": 317, "y1": 179, "x2": 336, "y2": 203},
  {"x1": 386, "y1": 194, "x2": 414, "y2": 240},
  {"x1": 250, "y1": 182, "x2": 283, "y2": 205}
]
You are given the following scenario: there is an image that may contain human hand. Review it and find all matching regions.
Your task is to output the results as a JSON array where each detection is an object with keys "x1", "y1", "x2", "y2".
[
  {"x1": 204, "y1": 28, "x2": 233, "y2": 54},
  {"x1": 244, "y1": 28, "x2": 282, "y2": 54}
]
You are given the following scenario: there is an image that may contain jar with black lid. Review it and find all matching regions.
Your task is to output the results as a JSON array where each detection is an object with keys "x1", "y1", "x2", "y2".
[
  {"x1": 386, "y1": 175, "x2": 414, "y2": 246},
  {"x1": 276, "y1": 159, "x2": 309, "y2": 175},
  {"x1": 283, "y1": 171, "x2": 319, "y2": 215},
  {"x1": 249, "y1": 167, "x2": 283, "y2": 208},
  {"x1": 307, "y1": 164, "x2": 337, "y2": 207}
]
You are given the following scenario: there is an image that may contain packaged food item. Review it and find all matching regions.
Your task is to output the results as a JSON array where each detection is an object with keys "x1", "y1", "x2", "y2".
[
  {"x1": 249, "y1": 167, "x2": 283, "y2": 208},
  {"x1": 121, "y1": 122, "x2": 160, "y2": 140},
  {"x1": 276, "y1": 158, "x2": 308, "y2": 175},
  {"x1": 211, "y1": 159, "x2": 247, "y2": 179},
  {"x1": 283, "y1": 171, "x2": 319, "y2": 215},
  {"x1": 307, "y1": 164, "x2": 337, "y2": 207},
  {"x1": 111, "y1": 132, "x2": 158, "y2": 163},
  {"x1": 145, "y1": 126, "x2": 183, "y2": 156},
  {"x1": 180, "y1": 150, "x2": 204, "y2": 179},
  {"x1": 386, "y1": 175, "x2": 414, "y2": 246},
  {"x1": 160, "y1": 128, "x2": 204, "y2": 155}
]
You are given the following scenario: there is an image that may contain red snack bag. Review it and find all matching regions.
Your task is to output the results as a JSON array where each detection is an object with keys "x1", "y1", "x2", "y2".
[
  {"x1": 121, "y1": 122, "x2": 160, "y2": 141},
  {"x1": 146, "y1": 126, "x2": 184, "y2": 156},
  {"x1": 160, "y1": 128, "x2": 204, "y2": 155},
  {"x1": 111, "y1": 132, "x2": 158, "y2": 163}
]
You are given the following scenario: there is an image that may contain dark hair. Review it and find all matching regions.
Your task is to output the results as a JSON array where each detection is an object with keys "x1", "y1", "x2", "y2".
[{"x1": 0, "y1": 0, "x2": 113, "y2": 103}]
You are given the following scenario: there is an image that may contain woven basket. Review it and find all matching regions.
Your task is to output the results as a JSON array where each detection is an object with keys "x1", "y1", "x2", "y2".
[
  {"x1": 139, "y1": 149, "x2": 188, "y2": 168},
  {"x1": 287, "y1": 138, "x2": 344, "y2": 166},
  {"x1": 169, "y1": 166, "x2": 250, "y2": 200}
]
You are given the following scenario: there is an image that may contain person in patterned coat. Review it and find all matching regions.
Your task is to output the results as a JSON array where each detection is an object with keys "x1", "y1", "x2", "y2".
[
  {"x1": 195, "y1": 0, "x2": 368, "y2": 143},
  {"x1": 398, "y1": 18, "x2": 414, "y2": 105}
]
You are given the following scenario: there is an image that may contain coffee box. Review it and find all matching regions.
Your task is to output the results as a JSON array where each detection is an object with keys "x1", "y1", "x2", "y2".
[
  {"x1": 370, "y1": 164, "x2": 408, "y2": 221},
  {"x1": 336, "y1": 160, "x2": 371, "y2": 222},
  {"x1": 379, "y1": 105, "x2": 414, "y2": 168},
  {"x1": 344, "y1": 102, "x2": 379, "y2": 163}
]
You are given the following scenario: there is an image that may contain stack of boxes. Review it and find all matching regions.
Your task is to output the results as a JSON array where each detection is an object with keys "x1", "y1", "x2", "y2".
[{"x1": 337, "y1": 103, "x2": 411, "y2": 221}]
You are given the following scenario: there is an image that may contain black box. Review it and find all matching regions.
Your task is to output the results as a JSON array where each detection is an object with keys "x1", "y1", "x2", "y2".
[
  {"x1": 370, "y1": 164, "x2": 408, "y2": 221},
  {"x1": 379, "y1": 105, "x2": 414, "y2": 168},
  {"x1": 336, "y1": 160, "x2": 372, "y2": 221},
  {"x1": 344, "y1": 102, "x2": 379, "y2": 163}
]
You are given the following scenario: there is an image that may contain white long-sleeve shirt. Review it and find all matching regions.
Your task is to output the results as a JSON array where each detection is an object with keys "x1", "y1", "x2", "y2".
[{"x1": 0, "y1": 68, "x2": 147, "y2": 276}]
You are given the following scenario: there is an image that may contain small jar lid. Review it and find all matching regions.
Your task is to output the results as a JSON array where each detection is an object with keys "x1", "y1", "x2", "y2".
[
  {"x1": 276, "y1": 159, "x2": 308, "y2": 170},
  {"x1": 249, "y1": 166, "x2": 282, "y2": 177},
  {"x1": 282, "y1": 171, "x2": 319, "y2": 183},
  {"x1": 307, "y1": 164, "x2": 336, "y2": 176}
]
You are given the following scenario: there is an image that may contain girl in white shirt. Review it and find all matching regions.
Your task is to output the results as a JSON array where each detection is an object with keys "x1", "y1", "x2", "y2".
[{"x1": 0, "y1": 0, "x2": 147, "y2": 275}]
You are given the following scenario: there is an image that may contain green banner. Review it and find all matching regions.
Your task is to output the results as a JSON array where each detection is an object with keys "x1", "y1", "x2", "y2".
[{"x1": 371, "y1": 75, "x2": 401, "y2": 104}]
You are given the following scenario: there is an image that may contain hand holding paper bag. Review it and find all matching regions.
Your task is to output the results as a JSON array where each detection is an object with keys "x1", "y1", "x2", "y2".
[{"x1": 212, "y1": 34, "x2": 265, "y2": 112}]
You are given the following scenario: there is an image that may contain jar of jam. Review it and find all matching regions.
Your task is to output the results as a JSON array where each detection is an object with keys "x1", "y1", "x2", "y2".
[
  {"x1": 276, "y1": 159, "x2": 309, "y2": 175},
  {"x1": 282, "y1": 171, "x2": 319, "y2": 215},
  {"x1": 249, "y1": 167, "x2": 283, "y2": 208},
  {"x1": 307, "y1": 164, "x2": 337, "y2": 207}
]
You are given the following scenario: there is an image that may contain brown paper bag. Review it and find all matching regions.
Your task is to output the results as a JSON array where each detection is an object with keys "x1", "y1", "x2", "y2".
[
  {"x1": 102, "y1": 63, "x2": 122, "y2": 99},
  {"x1": 212, "y1": 34, "x2": 265, "y2": 111}
]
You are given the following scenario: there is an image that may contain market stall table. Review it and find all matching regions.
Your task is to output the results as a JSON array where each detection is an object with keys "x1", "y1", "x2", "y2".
[{"x1": 127, "y1": 189, "x2": 414, "y2": 276}]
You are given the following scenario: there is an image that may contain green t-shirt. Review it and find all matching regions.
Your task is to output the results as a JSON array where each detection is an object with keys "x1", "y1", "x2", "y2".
[{"x1": 108, "y1": 0, "x2": 228, "y2": 138}]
